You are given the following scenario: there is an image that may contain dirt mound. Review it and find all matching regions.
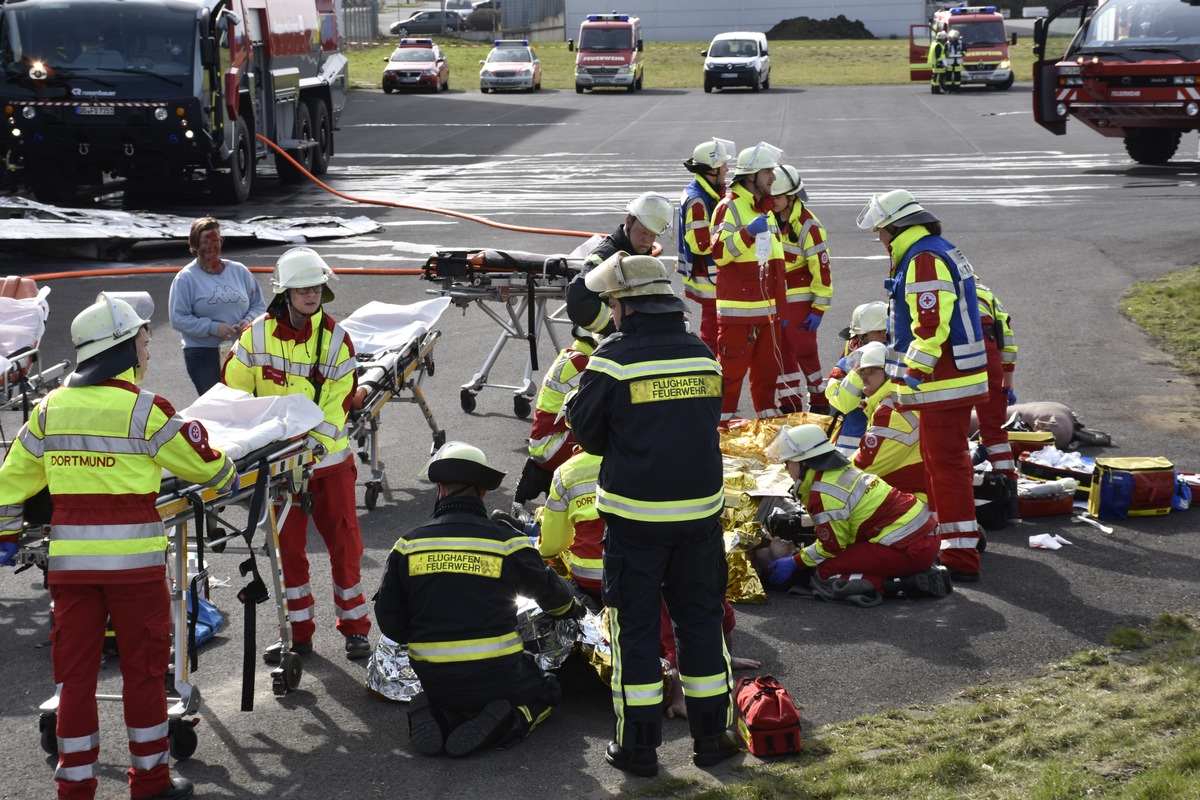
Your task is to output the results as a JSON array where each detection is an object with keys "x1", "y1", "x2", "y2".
[{"x1": 766, "y1": 15, "x2": 875, "y2": 40}]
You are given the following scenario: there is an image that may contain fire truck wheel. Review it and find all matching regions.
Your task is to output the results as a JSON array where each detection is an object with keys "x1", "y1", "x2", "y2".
[
  {"x1": 1124, "y1": 129, "x2": 1182, "y2": 165},
  {"x1": 305, "y1": 98, "x2": 332, "y2": 176},
  {"x1": 989, "y1": 75, "x2": 1014, "y2": 91},
  {"x1": 275, "y1": 103, "x2": 314, "y2": 183},
  {"x1": 208, "y1": 116, "x2": 254, "y2": 205},
  {"x1": 39, "y1": 712, "x2": 57, "y2": 755}
]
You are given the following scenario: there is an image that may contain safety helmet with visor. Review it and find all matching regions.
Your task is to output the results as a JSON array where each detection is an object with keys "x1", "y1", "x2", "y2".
[
  {"x1": 769, "y1": 164, "x2": 810, "y2": 202},
  {"x1": 732, "y1": 141, "x2": 783, "y2": 177},
  {"x1": 839, "y1": 300, "x2": 889, "y2": 340},
  {"x1": 271, "y1": 247, "x2": 337, "y2": 304},
  {"x1": 765, "y1": 423, "x2": 849, "y2": 472},
  {"x1": 625, "y1": 192, "x2": 673, "y2": 237},
  {"x1": 856, "y1": 189, "x2": 940, "y2": 232},
  {"x1": 584, "y1": 252, "x2": 686, "y2": 315},
  {"x1": 66, "y1": 291, "x2": 154, "y2": 386},
  {"x1": 687, "y1": 137, "x2": 736, "y2": 169},
  {"x1": 420, "y1": 441, "x2": 506, "y2": 491}
]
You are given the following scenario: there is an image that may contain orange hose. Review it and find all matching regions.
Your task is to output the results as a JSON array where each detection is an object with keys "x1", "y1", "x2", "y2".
[{"x1": 27, "y1": 133, "x2": 661, "y2": 281}]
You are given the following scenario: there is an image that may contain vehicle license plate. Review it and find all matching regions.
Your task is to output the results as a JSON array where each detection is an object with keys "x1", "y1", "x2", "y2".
[
  {"x1": 76, "y1": 106, "x2": 115, "y2": 116},
  {"x1": 400, "y1": 77, "x2": 419, "y2": 83},
  {"x1": 721, "y1": 73, "x2": 737, "y2": 78}
]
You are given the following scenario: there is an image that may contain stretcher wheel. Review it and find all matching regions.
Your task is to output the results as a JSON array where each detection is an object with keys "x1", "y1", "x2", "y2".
[
  {"x1": 425, "y1": 357, "x2": 435, "y2": 377},
  {"x1": 168, "y1": 718, "x2": 198, "y2": 761},
  {"x1": 300, "y1": 493, "x2": 315, "y2": 516},
  {"x1": 272, "y1": 653, "x2": 303, "y2": 696},
  {"x1": 39, "y1": 712, "x2": 57, "y2": 756},
  {"x1": 460, "y1": 389, "x2": 477, "y2": 413},
  {"x1": 513, "y1": 396, "x2": 532, "y2": 419},
  {"x1": 364, "y1": 483, "x2": 380, "y2": 511}
]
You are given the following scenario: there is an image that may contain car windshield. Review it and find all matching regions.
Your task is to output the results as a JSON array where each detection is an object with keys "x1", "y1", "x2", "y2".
[
  {"x1": 709, "y1": 40, "x2": 757, "y2": 58},
  {"x1": 390, "y1": 48, "x2": 434, "y2": 62},
  {"x1": 1078, "y1": 0, "x2": 1200, "y2": 49},
  {"x1": 949, "y1": 20, "x2": 1008, "y2": 47},
  {"x1": 0, "y1": 0, "x2": 195, "y2": 74},
  {"x1": 488, "y1": 48, "x2": 529, "y2": 62},
  {"x1": 579, "y1": 28, "x2": 631, "y2": 51}
]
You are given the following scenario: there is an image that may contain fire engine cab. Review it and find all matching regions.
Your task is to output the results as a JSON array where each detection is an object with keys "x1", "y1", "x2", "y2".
[
  {"x1": 569, "y1": 12, "x2": 644, "y2": 93},
  {"x1": 910, "y1": 4, "x2": 1018, "y2": 91}
]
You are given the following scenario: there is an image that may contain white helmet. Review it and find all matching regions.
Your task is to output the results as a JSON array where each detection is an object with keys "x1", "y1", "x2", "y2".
[
  {"x1": 732, "y1": 141, "x2": 783, "y2": 177},
  {"x1": 626, "y1": 192, "x2": 673, "y2": 236},
  {"x1": 271, "y1": 247, "x2": 337, "y2": 302},
  {"x1": 849, "y1": 301, "x2": 889, "y2": 335},
  {"x1": 856, "y1": 189, "x2": 940, "y2": 231},
  {"x1": 584, "y1": 252, "x2": 673, "y2": 299},
  {"x1": 948, "y1": 29, "x2": 960, "y2": 41},
  {"x1": 71, "y1": 291, "x2": 153, "y2": 364},
  {"x1": 855, "y1": 341, "x2": 888, "y2": 370},
  {"x1": 769, "y1": 164, "x2": 809, "y2": 202},
  {"x1": 764, "y1": 423, "x2": 837, "y2": 464},
  {"x1": 420, "y1": 440, "x2": 506, "y2": 490},
  {"x1": 690, "y1": 137, "x2": 736, "y2": 169},
  {"x1": 936, "y1": 30, "x2": 948, "y2": 41}
]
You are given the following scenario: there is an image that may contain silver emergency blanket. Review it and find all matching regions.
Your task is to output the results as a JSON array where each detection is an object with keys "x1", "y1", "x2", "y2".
[
  {"x1": 366, "y1": 597, "x2": 582, "y2": 703},
  {"x1": 339, "y1": 297, "x2": 451, "y2": 356},
  {"x1": 178, "y1": 384, "x2": 325, "y2": 460}
]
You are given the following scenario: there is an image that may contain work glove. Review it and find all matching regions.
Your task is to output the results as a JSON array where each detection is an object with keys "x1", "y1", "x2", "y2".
[
  {"x1": 766, "y1": 556, "x2": 798, "y2": 587},
  {"x1": 1005, "y1": 388, "x2": 1018, "y2": 406},
  {"x1": 745, "y1": 215, "x2": 769, "y2": 236},
  {"x1": 0, "y1": 535, "x2": 18, "y2": 567},
  {"x1": 801, "y1": 312, "x2": 823, "y2": 332},
  {"x1": 903, "y1": 369, "x2": 926, "y2": 391}
]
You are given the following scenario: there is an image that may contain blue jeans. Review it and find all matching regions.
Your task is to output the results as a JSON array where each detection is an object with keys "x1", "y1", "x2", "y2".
[{"x1": 182, "y1": 347, "x2": 221, "y2": 396}]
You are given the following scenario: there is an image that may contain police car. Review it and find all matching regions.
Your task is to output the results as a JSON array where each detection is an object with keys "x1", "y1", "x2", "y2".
[
  {"x1": 479, "y1": 39, "x2": 541, "y2": 93},
  {"x1": 382, "y1": 39, "x2": 450, "y2": 94}
]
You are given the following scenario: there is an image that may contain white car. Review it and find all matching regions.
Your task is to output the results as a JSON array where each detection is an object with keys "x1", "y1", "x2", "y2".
[
  {"x1": 702, "y1": 31, "x2": 770, "y2": 92},
  {"x1": 479, "y1": 39, "x2": 542, "y2": 93}
]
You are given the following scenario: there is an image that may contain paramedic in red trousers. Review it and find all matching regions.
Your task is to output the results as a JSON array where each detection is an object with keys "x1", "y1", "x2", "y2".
[
  {"x1": 0, "y1": 292, "x2": 236, "y2": 800},
  {"x1": 857, "y1": 190, "x2": 988, "y2": 581},
  {"x1": 678, "y1": 137, "x2": 736, "y2": 355},
  {"x1": 565, "y1": 192, "x2": 674, "y2": 337},
  {"x1": 222, "y1": 247, "x2": 372, "y2": 660},
  {"x1": 373, "y1": 443, "x2": 583, "y2": 757},
  {"x1": 769, "y1": 165, "x2": 833, "y2": 415},
  {"x1": 565, "y1": 253, "x2": 738, "y2": 778},
  {"x1": 973, "y1": 282, "x2": 1019, "y2": 514},
  {"x1": 823, "y1": 302, "x2": 890, "y2": 454},
  {"x1": 513, "y1": 326, "x2": 598, "y2": 504},
  {"x1": 710, "y1": 142, "x2": 786, "y2": 422},
  {"x1": 762, "y1": 424, "x2": 950, "y2": 606}
]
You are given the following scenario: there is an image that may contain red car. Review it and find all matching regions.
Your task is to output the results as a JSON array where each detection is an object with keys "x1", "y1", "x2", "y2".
[{"x1": 382, "y1": 39, "x2": 450, "y2": 94}]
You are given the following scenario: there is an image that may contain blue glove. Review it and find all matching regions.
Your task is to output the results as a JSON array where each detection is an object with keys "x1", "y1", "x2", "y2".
[
  {"x1": 903, "y1": 371, "x2": 925, "y2": 391},
  {"x1": 745, "y1": 215, "x2": 769, "y2": 236},
  {"x1": 0, "y1": 540, "x2": 18, "y2": 568},
  {"x1": 802, "y1": 312, "x2": 823, "y2": 332},
  {"x1": 1005, "y1": 388, "x2": 1018, "y2": 406},
  {"x1": 225, "y1": 469, "x2": 240, "y2": 497},
  {"x1": 766, "y1": 556, "x2": 798, "y2": 587}
]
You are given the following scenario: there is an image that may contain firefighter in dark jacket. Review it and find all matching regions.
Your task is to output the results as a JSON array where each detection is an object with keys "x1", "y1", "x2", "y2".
[
  {"x1": 373, "y1": 443, "x2": 582, "y2": 758},
  {"x1": 565, "y1": 192, "x2": 673, "y2": 336},
  {"x1": 566, "y1": 252, "x2": 739, "y2": 778}
]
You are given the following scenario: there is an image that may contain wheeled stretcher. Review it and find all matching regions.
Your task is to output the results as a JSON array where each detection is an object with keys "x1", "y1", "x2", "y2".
[
  {"x1": 421, "y1": 249, "x2": 583, "y2": 419},
  {"x1": 17, "y1": 388, "x2": 326, "y2": 762},
  {"x1": 1, "y1": 276, "x2": 69, "y2": 422},
  {"x1": 341, "y1": 298, "x2": 451, "y2": 510}
]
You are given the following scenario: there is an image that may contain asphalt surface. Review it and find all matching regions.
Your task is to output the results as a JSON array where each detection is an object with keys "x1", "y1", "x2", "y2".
[{"x1": 2, "y1": 83, "x2": 1200, "y2": 799}]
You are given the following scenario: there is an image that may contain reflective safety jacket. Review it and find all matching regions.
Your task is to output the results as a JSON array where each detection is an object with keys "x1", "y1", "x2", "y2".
[
  {"x1": 930, "y1": 40, "x2": 947, "y2": 70},
  {"x1": 567, "y1": 312, "x2": 725, "y2": 524},
  {"x1": 976, "y1": 283, "x2": 1017, "y2": 372},
  {"x1": 566, "y1": 225, "x2": 639, "y2": 335},
  {"x1": 710, "y1": 182, "x2": 783, "y2": 324},
  {"x1": 0, "y1": 368, "x2": 234, "y2": 585},
  {"x1": 789, "y1": 463, "x2": 935, "y2": 569},
  {"x1": 824, "y1": 354, "x2": 869, "y2": 454},
  {"x1": 374, "y1": 496, "x2": 574, "y2": 670},
  {"x1": 528, "y1": 337, "x2": 595, "y2": 472},
  {"x1": 539, "y1": 451, "x2": 604, "y2": 589},
  {"x1": 854, "y1": 385, "x2": 927, "y2": 502},
  {"x1": 779, "y1": 201, "x2": 832, "y2": 311},
  {"x1": 886, "y1": 226, "x2": 987, "y2": 411},
  {"x1": 223, "y1": 308, "x2": 357, "y2": 467},
  {"x1": 677, "y1": 177, "x2": 722, "y2": 302}
]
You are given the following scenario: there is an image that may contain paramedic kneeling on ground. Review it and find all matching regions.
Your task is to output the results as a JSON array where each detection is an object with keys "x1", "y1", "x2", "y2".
[
  {"x1": 0, "y1": 293, "x2": 236, "y2": 800},
  {"x1": 373, "y1": 443, "x2": 583, "y2": 757},
  {"x1": 763, "y1": 424, "x2": 951, "y2": 607}
]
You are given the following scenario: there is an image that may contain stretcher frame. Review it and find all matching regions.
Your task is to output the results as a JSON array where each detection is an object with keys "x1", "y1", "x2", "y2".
[
  {"x1": 1, "y1": 346, "x2": 70, "y2": 417},
  {"x1": 19, "y1": 439, "x2": 317, "y2": 762},
  {"x1": 347, "y1": 327, "x2": 446, "y2": 510},
  {"x1": 422, "y1": 249, "x2": 580, "y2": 419}
]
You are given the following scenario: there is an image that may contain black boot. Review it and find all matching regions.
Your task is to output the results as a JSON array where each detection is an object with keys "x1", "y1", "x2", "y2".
[
  {"x1": 407, "y1": 692, "x2": 448, "y2": 756},
  {"x1": 137, "y1": 778, "x2": 194, "y2": 800},
  {"x1": 445, "y1": 699, "x2": 513, "y2": 757},
  {"x1": 605, "y1": 741, "x2": 658, "y2": 777},
  {"x1": 693, "y1": 729, "x2": 742, "y2": 767}
]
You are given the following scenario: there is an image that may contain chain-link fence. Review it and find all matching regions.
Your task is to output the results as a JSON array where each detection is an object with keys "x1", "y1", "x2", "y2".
[{"x1": 343, "y1": 0, "x2": 381, "y2": 45}]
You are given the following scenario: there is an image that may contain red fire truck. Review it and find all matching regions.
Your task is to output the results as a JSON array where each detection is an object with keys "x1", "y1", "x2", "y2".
[
  {"x1": 1033, "y1": 0, "x2": 1200, "y2": 165},
  {"x1": 0, "y1": 0, "x2": 349, "y2": 204},
  {"x1": 911, "y1": 4, "x2": 1018, "y2": 90}
]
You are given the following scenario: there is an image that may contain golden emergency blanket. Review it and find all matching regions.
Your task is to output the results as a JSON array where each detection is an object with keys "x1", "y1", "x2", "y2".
[
  {"x1": 719, "y1": 412, "x2": 836, "y2": 461},
  {"x1": 720, "y1": 455, "x2": 799, "y2": 605}
]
